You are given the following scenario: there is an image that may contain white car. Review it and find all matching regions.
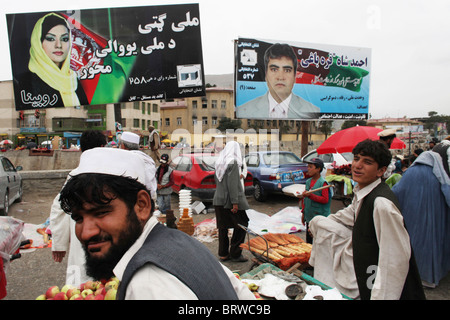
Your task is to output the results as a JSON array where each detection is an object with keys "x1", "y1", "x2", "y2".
[
  {"x1": 301, "y1": 149, "x2": 353, "y2": 178},
  {"x1": 0, "y1": 156, "x2": 23, "y2": 215}
]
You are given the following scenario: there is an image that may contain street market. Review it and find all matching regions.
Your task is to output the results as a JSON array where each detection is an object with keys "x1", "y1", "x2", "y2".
[
  {"x1": 1, "y1": 136, "x2": 449, "y2": 301},
  {"x1": 0, "y1": 0, "x2": 449, "y2": 305}
]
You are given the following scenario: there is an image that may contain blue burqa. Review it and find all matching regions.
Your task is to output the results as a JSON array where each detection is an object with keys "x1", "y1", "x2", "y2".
[{"x1": 392, "y1": 151, "x2": 450, "y2": 285}]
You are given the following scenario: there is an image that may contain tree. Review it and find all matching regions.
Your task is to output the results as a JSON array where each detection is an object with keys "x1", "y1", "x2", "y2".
[
  {"x1": 216, "y1": 117, "x2": 242, "y2": 131},
  {"x1": 318, "y1": 120, "x2": 333, "y2": 139},
  {"x1": 424, "y1": 111, "x2": 450, "y2": 137},
  {"x1": 341, "y1": 120, "x2": 367, "y2": 130}
]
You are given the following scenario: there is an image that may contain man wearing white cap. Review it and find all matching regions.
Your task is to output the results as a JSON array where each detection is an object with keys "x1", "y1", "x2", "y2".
[
  {"x1": 377, "y1": 128, "x2": 396, "y2": 179},
  {"x1": 59, "y1": 148, "x2": 254, "y2": 300},
  {"x1": 119, "y1": 131, "x2": 157, "y2": 200},
  {"x1": 377, "y1": 128, "x2": 397, "y2": 148}
]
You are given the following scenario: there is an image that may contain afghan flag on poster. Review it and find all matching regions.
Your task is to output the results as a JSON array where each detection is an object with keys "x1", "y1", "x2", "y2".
[
  {"x1": 63, "y1": 13, "x2": 137, "y2": 104},
  {"x1": 295, "y1": 48, "x2": 369, "y2": 92}
]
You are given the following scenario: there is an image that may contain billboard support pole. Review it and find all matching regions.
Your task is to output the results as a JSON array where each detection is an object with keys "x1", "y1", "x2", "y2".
[{"x1": 301, "y1": 121, "x2": 309, "y2": 157}]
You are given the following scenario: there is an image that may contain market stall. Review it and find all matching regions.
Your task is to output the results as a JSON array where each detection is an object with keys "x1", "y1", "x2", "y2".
[{"x1": 239, "y1": 263, "x2": 352, "y2": 300}]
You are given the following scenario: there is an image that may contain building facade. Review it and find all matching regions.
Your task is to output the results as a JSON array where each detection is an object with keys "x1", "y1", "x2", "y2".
[{"x1": 0, "y1": 81, "x2": 160, "y2": 147}]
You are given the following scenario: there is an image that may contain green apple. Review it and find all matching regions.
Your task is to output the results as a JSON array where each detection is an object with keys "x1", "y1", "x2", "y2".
[
  {"x1": 61, "y1": 284, "x2": 75, "y2": 293},
  {"x1": 104, "y1": 288, "x2": 117, "y2": 300},
  {"x1": 36, "y1": 294, "x2": 46, "y2": 300},
  {"x1": 81, "y1": 289, "x2": 93, "y2": 298},
  {"x1": 105, "y1": 281, "x2": 118, "y2": 291},
  {"x1": 69, "y1": 293, "x2": 82, "y2": 300}
]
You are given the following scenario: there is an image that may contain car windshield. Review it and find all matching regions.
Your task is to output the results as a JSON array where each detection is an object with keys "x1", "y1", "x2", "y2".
[
  {"x1": 341, "y1": 152, "x2": 354, "y2": 162},
  {"x1": 262, "y1": 153, "x2": 301, "y2": 166},
  {"x1": 195, "y1": 155, "x2": 219, "y2": 171}
]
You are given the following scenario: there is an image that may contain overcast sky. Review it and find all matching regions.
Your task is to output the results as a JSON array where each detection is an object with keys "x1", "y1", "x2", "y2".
[{"x1": 1, "y1": 0, "x2": 449, "y2": 119}]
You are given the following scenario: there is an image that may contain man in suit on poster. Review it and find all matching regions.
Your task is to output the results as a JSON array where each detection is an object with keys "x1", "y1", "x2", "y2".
[{"x1": 237, "y1": 43, "x2": 320, "y2": 119}]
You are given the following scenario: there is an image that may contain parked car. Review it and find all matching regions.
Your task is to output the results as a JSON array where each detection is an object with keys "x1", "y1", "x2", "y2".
[
  {"x1": 171, "y1": 153, "x2": 254, "y2": 201},
  {"x1": 245, "y1": 151, "x2": 308, "y2": 201},
  {"x1": 0, "y1": 156, "x2": 23, "y2": 215},
  {"x1": 301, "y1": 149, "x2": 353, "y2": 178}
]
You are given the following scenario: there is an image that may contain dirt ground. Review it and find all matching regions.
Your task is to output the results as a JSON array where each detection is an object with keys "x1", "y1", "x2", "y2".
[{"x1": 2, "y1": 181, "x2": 449, "y2": 300}]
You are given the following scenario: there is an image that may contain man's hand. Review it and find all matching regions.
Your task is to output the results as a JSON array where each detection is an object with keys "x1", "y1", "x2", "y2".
[
  {"x1": 52, "y1": 251, "x2": 66, "y2": 263},
  {"x1": 231, "y1": 204, "x2": 238, "y2": 213}
]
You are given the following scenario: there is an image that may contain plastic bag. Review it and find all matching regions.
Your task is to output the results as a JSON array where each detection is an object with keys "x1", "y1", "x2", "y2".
[{"x1": 0, "y1": 217, "x2": 25, "y2": 273}]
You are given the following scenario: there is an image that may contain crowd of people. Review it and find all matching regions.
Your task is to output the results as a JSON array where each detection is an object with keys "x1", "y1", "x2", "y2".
[{"x1": 45, "y1": 127, "x2": 449, "y2": 300}]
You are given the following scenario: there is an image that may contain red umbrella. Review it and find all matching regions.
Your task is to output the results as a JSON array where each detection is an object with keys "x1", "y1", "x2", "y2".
[{"x1": 317, "y1": 126, "x2": 406, "y2": 154}]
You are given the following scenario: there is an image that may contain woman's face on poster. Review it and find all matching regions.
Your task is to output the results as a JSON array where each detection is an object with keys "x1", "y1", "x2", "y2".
[{"x1": 41, "y1": 24, "x2": 70, "y2": 68}]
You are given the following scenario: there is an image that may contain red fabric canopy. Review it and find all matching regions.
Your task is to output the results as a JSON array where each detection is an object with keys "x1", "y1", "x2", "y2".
[{"x1": 317, "y1": 126, "x2": 406, "y2": 154}]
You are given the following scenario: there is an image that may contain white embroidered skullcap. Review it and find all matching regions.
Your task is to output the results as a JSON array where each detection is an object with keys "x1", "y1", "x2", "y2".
[
  {"x1": 70, "y1": 147, "x2": 147, "y2": 186},
  {"x1": 120, "y1": 131, "x2": 140, "y2": 144}
]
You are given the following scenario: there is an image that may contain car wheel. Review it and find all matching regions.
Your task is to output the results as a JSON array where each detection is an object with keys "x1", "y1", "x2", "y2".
[
  {"x1": 1, "y1": 191, "x2": 9, "y2": 216},
  {"x1": 253, "y1": 181, "x2": 266, "y2": 202}
]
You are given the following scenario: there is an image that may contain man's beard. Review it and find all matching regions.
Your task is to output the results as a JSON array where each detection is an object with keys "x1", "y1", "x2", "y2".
[{"x1": 83, "y1": 209, "x2": 143, "y2": 280}]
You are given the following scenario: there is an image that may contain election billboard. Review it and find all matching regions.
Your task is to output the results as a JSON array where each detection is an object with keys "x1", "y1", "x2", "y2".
[
  {"x1": 7, "y1": 4, "x2": 205, "y2": 110},
  {"x1": 235, "y1": 37, "x2": 371, "y2": 120}
]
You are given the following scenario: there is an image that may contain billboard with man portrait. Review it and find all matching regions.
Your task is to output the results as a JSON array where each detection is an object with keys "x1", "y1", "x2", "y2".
[
  {"x1": 235, "y1": 37, "x2": 371, "y2": 121},
  {"x1": 7, "y1": 4, "x2": 205, "y2": 110}
]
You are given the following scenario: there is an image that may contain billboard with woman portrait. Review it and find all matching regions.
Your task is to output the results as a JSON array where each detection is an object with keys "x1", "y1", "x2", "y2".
[{"x1": 7, "y1": 4, "x2": 205, "y2": 110}]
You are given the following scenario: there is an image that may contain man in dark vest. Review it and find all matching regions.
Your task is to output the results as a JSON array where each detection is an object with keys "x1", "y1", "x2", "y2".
[
  {"x1": 309, "y1": 139, "x2": 425, "y2": 300},
  {"x1": 432, "y1": 136, "x2": 450, "y2": 178},
  {"x1": 58, "y1": 147, "x2": 255, "y2": 300}
]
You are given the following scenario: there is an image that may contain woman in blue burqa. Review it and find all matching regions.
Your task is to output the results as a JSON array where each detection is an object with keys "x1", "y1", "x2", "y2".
[{"x1": 392, "y1": 151, "x2": 450, "y2": 287}]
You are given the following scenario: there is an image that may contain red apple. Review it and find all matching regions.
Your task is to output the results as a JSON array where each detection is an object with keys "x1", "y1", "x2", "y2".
[
  {"x1": 45, "y1": 286, "x2": 60, "y2": 299},
  {"x1": 66, "y1": 287, "x2": 80, "y2": 299},
  {"x1": 84, "y1": 293, "x2": 95, "y2": 300},
  {"x1": 94, "y1": 287, "x2": 106, "y2": 296},
  {"x1": 84, "y1": 280, "x2": 96, "y2": 291},
  {"x1": 53, "y1": 292, "x2": 68, "y2": 300},
  {"x1": 94, "y1": 294, "x2": 104, "y2": 300}
]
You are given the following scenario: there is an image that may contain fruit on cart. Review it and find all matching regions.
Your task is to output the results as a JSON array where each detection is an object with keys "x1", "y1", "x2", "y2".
[
  {"x1": 104, "y1": 288, "x2": 117, "y2": 300},
  {"x1": 45, "y1": 285, "x2": 60, "y2": 299},
  {"x1": 53, "y1": 292, "x2": 68, "y2": 300},
  {"x1": 36, "y1": 277, "x2": 120, "y2": 300},
  {"x1": 66, "y1": 287, "x2": 80, "y2": 299},
  {"x1": 244, "y1": 282, "x2": 259, "y2": 292}
]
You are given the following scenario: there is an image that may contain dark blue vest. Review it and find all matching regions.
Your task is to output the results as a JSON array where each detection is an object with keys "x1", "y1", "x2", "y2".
[
  {"x1": 117, "y1": 222, "x2": 239, "y2": 300},
  {"x1": 352, "y1": 182, "x2": 425, "y2": 300}
]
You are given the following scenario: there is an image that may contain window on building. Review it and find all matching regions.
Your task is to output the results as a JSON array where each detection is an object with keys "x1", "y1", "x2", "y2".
[
  {"x1": 133, "y1": 119, "x2": 140, "y2": 128},
  {"x1": 221, "y1": 100, "x2": 226, "y2": 109},
  {"x1": 177, "y1": 117, "x2": 182, "y2": 125},
  {"x1": 165, "y1": 118, "x2": 170, "y2": 126},
  {"x1": 212, "y1": 116, "x2": 218, "y2": 125},
  {"x1": 202, "y1": 97, "x2": 207, "y2": 108},
  {"x1": 192, "y1": 100, "x2": 198, "y2": 109},
  {"x1": 202, "y1": 117, "x2": 208, "y2": 125},
  {"x1": 142, "y1": 119, "x2": 146, "y2": 130},
  {"x1": 133, "y1": 102, "x2": 140, "y2": 110},
  {"x1": 192, "y1": 116, "x2": 197, "y2": 125},
  {"x1": 152, "y1": 104, "x2": 158, "y2": 113},
  {"x1": 211, "y1": 100, "x2": 217, "y2": 109}
]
